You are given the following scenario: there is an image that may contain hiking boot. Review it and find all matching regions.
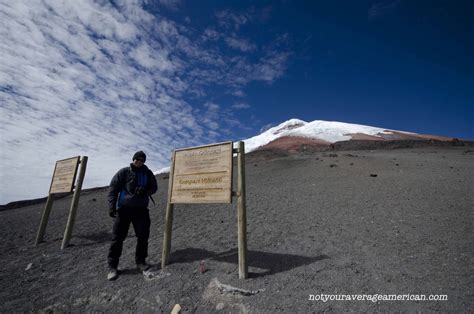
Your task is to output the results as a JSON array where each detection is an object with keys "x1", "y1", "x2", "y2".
[
  {"x1": 136, "y1": 263, "x2": 150, "y2": 272},
  {"x1": 107, "y1": 268, "x2": 118, "y2": 281}
]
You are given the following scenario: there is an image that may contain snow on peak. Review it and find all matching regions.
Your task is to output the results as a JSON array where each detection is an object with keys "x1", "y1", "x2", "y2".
[
  {"x1": 244, "y1": 118, "x2": 409, "y2": 153},
  {"x1": 272, "y1": 118, "x2": 307, "y2": 134},
  {"x1": 290, "y1": 120, "x2": 389, "y2": 142},
  {"x1": 244, "y1": 119, "x2": 303, "y2": 152},
  {"x1": 154, "y1": 118, "x2": 417, "y2": 174}
]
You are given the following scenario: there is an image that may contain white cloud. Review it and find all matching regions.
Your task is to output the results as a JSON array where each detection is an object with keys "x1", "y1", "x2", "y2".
[
  {"x1": 129, "y1": 43, "x2": 175, "y2": 71},
  {"x1": 231, "y1": 90, "x2": 246, "y2": 97},
  {"x1": 216, "y1": 9, "x2": 250, "y2": 30},
  {"x1": 158, "y1": 0, "x2": 181, "y2": 11},
  {"x1": 202, "y1": 28, "x2": 221, "y2": 41},
  {"x1": 204, "y1": 102, "x2": 220, "y2": 111},
  {"x1": 225, "y1": 36, "x2": 256, "y2": 52},
  {"x1": 232, "y1": 102, "x2": 250, "y2": 109},
  {"x1": 253, "y1": 51, "x2": 291, "y2": 83},
  {"x1": 0, "y1": 1, "x2": 291, "y2": 204},
  {"x1": 215, "y1": 7, "x2": 272, "y2": 31},
  {"x1": 225, "y1": 50, "x2": 290, "y2": 86},
  {"x1": 0, "y1": 1, "x2": 199, "y2": 204},
  {"x1": 202, "y1": 102, "x2": 221, "y2": 131}
]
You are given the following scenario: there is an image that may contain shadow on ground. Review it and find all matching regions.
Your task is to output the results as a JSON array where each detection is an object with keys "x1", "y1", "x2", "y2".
[
  {"x1": 70, "y1": 231, "x2": 111, "y2": 247},
  {"x1": 170, "y1": 248, "x2": 329, "y2": 277}
]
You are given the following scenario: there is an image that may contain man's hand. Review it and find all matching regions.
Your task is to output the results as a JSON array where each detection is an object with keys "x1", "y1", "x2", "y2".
[
  {"x1": 109, "y1": 208, "x2": 117, "y2": 218},
  {"x1": 135, "y1": 186, "x2": 147, "y2": 196}
]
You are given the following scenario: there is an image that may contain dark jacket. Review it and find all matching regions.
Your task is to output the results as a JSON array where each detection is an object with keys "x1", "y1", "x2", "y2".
[{"x1": 107, "y1": 164, "x2": 158, "y2": 210}]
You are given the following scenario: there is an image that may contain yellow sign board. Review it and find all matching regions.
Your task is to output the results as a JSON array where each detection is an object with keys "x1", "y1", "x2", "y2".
[
  {"x1": 171, "y1": 142, "x2": 233, "y2": 204},
  {"x1": 49, "y1": 156, "x2": 80, "y2": 194}
]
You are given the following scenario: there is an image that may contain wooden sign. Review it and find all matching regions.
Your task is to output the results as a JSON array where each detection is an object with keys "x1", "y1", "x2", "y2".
[
  {"x1": 171, "y1": 142, "x2": 233, "y2": 204},
  {"x1": 36, "y1": 156, "x2": 88, "y2": 250},
  {"x1": 49, "y1": 157, "x2": 80, "y2": 194},
  {"x1": 162, "y1": 141, "x2": 248, "y2": 279}
]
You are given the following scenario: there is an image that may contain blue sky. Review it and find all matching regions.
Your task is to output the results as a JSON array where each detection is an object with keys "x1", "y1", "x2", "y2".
[{"x1": 0, "y1": 0, "x2": 472, "y2": 204}]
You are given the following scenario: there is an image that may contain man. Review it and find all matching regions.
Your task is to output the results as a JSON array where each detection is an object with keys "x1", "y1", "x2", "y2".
[{"x1": 106, "y1": 151, "x2": 158, "y2": 281}]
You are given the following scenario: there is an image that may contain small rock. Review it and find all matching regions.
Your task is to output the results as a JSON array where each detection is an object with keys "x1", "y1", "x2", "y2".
[
  {"x1": 370, "y1": 174, "x2": 378, "y2": 177},
  {"x1": 329, "y1": 164, "x2": 338, "y2": 168},
  {"x1": 25, "y1": 263, "x2": 33, "y2": 271},
  {"x1": 212, "y1": 278, "x2": 264, "y2": 296},
  {"x1": 143, "y1": 270, "x2": 171, "y2": 281},
  {"x1": 199, "y1": 260, "x2": 206, "y2": 274},
  {"x1": 349, "y1": 163, "x2": 354, "y2": 166},
  {"x1": 171, "y1": 304, "x2": 181, "y2": 314}
]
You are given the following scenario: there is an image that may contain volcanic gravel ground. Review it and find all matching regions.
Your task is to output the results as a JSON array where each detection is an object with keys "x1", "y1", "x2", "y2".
[{"x1": 0, "y1": 147, "x2": 473, "y2": 312}]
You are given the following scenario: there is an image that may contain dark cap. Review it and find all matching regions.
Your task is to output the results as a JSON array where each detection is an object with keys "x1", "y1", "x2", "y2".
[{"x1": 132, "y1": 151, "x2": 146, "y2": 162}]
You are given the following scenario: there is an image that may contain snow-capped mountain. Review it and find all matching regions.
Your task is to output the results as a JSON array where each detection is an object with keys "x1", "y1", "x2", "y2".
[
  {"x1": 244, "y1": 118, "x2": 453, "y2": 153},
  {"x1": 155, "y1": 118, "x2": 453, "y2": 174}
]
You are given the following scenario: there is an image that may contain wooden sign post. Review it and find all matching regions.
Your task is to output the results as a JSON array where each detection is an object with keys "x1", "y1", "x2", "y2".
[
  {"x1": 61, "y1": 156, "x2": 88, "y2": 249},
  {"x1": 35, "y1": 156, "x2": 88, "y2": 249},
  {"x1": 236, "y1": 141, "x2": 248, "y2": 279},
  {"x1": 161, "y1": 141, "x2": 248, "y2": 279}
]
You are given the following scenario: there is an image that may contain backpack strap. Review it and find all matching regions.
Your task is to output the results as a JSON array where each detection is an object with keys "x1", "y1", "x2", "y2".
[{"x1": 149, "y1": 195, "x2": 156, "y2": 206}]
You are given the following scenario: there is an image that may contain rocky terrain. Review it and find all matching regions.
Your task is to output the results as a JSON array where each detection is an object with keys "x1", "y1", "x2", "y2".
[{"x1": 1, "y1": 144, "x2": 473, "y2": 312}]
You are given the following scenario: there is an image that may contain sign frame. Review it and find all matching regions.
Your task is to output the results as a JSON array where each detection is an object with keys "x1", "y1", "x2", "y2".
[
  {"x1": 170, "y1": 141, "x2": 234, "y2": 204},
  {"x1": 48, "y1": 156, "x2": 80, "y2": 194}
]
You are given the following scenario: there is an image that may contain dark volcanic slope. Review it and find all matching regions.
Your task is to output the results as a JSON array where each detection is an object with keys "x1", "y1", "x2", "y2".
[{"x1": 0, "y1": 147, "x2": 473, "y2": 312}]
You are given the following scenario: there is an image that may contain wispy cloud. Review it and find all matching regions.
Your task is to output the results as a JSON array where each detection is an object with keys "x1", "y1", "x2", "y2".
[
  {"x1": 216, "y1": 6, "x2": 272, "y2": 30},
  {"x1": 231, "y1": 90, "x2": 246, "y2": 97},
  {"x1": 0, "y1": 1, "x2": 290, "y2": 204},
  {"x1": 225, "y1": 36, "x2": 257, "y2": 52},
  {"x1": 201, "y1": 102, "x2": 221, "y2": 131},
  {"x1": 368, "y1": 0, "x2": 401, "y2": 19},
  {"x1": 253, "y1": 50, "x2": 291, "y2": 83},
  {"x1": 202, "y1": 28, "x2": 221, "y2": 41},
  {"x1": 157, "y1": 0, "x2": 181, "y2": 11},
  {"x1": 216, "y1": 9, "x2": 251, "y2": 31},
  {"x1": 232, "y1": 102, "x2": 251, "y2": 110}
]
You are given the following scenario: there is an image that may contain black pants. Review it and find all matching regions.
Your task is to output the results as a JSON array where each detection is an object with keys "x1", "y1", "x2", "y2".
[{"x1": 108, "y1": 207, "x2": 150, "y2": 269}]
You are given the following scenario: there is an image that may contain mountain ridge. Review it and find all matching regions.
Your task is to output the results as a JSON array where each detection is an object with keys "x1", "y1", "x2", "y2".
[{"x1": 245, "y1": 118, "x2": 457, "y2": 153}]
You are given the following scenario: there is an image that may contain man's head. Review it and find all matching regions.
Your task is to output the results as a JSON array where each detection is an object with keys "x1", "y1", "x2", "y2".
[{"x1": 132, "y1": 151, "x2": 146, "y2": 167}]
